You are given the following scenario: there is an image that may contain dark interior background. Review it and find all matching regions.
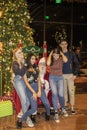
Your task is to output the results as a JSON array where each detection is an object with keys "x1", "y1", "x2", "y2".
[{"x1": 27, "y1": 0, "x2": 87, "y2": 53}]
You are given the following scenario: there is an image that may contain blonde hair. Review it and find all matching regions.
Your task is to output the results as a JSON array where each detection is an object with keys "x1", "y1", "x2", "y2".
[{"x1": 12, "y1": 48, "x2": 24, "y2": 68}]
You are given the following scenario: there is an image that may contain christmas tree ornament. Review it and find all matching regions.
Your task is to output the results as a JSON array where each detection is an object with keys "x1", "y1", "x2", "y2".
[
  {"x1": 6, "y1": 91, "x2": 11, "y2": 96},
  {"x1": 0, "y1": 42, "x2": 3, "y2": 51},
  {"x1": 0, "y1": 10, "x2": 3, "y2": 17},
  {"x1": 18, "y1": 40, "x2": 23, "y2": 48}
]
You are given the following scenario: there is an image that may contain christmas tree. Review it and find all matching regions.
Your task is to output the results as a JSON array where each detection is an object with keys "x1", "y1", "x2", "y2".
[{"x1": 0, "y1": 0, "x2": 35, "y2": 95}]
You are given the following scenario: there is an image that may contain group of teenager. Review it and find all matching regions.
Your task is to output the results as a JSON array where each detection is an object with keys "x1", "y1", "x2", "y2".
[{"x1": 12, "y1": 39, "x2": 79, "y2": 128}]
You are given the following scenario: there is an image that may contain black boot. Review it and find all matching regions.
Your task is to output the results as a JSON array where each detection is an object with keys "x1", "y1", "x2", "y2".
[
  {"x1": 31, "y1": 115, "x2": 36, "y2": 123},
  {"x1": 16, "y1": 120, "x2": 22, "y2": 129},
  {"x1": 45, "y1": 113, "x2": 50, "y2": 121},
  {"x1": 50, "y1": 109, "x2": 55, "y2": 115}
]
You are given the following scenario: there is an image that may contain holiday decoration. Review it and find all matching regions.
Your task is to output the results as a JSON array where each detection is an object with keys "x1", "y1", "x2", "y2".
[
  {"x1": 18, "y1": 40, "x2": 23, "y2": 48},
  {"x1": 0, "y1": 100, "x2": 13, "y2": 117},
  {"x1": 0, "y1": 42, "x2": 3, "y2": 96},
  {"x1": 23, "y1": 45, "x2": 43, "y2": 54},
  {"x1": 0, "y1": 0, "x2": 35, "y2": 95},
  {"x1": 0, "y1": 42, "x2": 3, "y2": 55},
  {"x1": 0, "y1": 42, "x2": 3, "y2": 51},
  {"x1": 43, "y1": 41, "x2": 47, "y2": 58},
  {"x1": 6, "y1": 91, "x2": 11, "y2": 96},
  {"x1": 0, "y1": 10, "x2": 3, "y2": 18},
  {"x1": 55, "y1": 27, "x2": 67, "y2": 44}
]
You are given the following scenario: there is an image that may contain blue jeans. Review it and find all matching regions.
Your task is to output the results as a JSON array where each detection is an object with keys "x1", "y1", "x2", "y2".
[
  {"x1": 49, "y1": 75, "x2": 65, "y2": 110},
  {"x1": 14, "y1": 75, "x2": 30, "y2": 113},
  {"x1": 21, "y1": 82, "x2": 50, "y2": 122}
]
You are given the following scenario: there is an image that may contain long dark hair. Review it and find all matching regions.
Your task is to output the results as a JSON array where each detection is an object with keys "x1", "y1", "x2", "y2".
[
  {"x1": 26, "y1": 53, "x2": 36, "y2": 68},
  {"x1": 51, "y1": 46, "x2": 62, "y2": 66}
]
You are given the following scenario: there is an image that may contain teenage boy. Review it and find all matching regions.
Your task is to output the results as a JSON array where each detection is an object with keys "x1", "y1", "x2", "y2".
[{"x1": 59, "y1": 39, "x2": 79, "y2": 114}]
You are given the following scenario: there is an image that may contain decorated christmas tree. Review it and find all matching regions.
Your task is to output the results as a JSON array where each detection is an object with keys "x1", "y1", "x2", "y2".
[{"x1": 0, "y1": 0, "x2": 35, "y2": 95}]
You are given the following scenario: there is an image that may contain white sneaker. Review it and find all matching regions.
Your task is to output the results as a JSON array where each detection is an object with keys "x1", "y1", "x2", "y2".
[
  {"x1": 62, "y1": 108, "x2": 68, "y2": 117},
  {"x1": 54, "y1": 113, "x2": 60, "y2": 123},
  {"x1": 26, "y1": 117, "x2": 34, "y2": 127},
  {"x1": 17, "y1": 113, "x2": 23, "y2": 118}
]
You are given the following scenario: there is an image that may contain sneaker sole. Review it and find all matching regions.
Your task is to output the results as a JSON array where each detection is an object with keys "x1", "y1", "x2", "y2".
[
  {"x1": 63, "y1": 115, "x2": 68, "y2": 117},
  {"x1": 17, "y1": 115, "x2": 23, "y2": 118},
  {"x1": 71, "y1": 113, "x2": 76, "y2": 115},
  {"x1": 27, "y1": 124, "x2": 34, "y2": 127},
  {"x1": 55, "y1": 120, "x2": 60, "y2": 123}
]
